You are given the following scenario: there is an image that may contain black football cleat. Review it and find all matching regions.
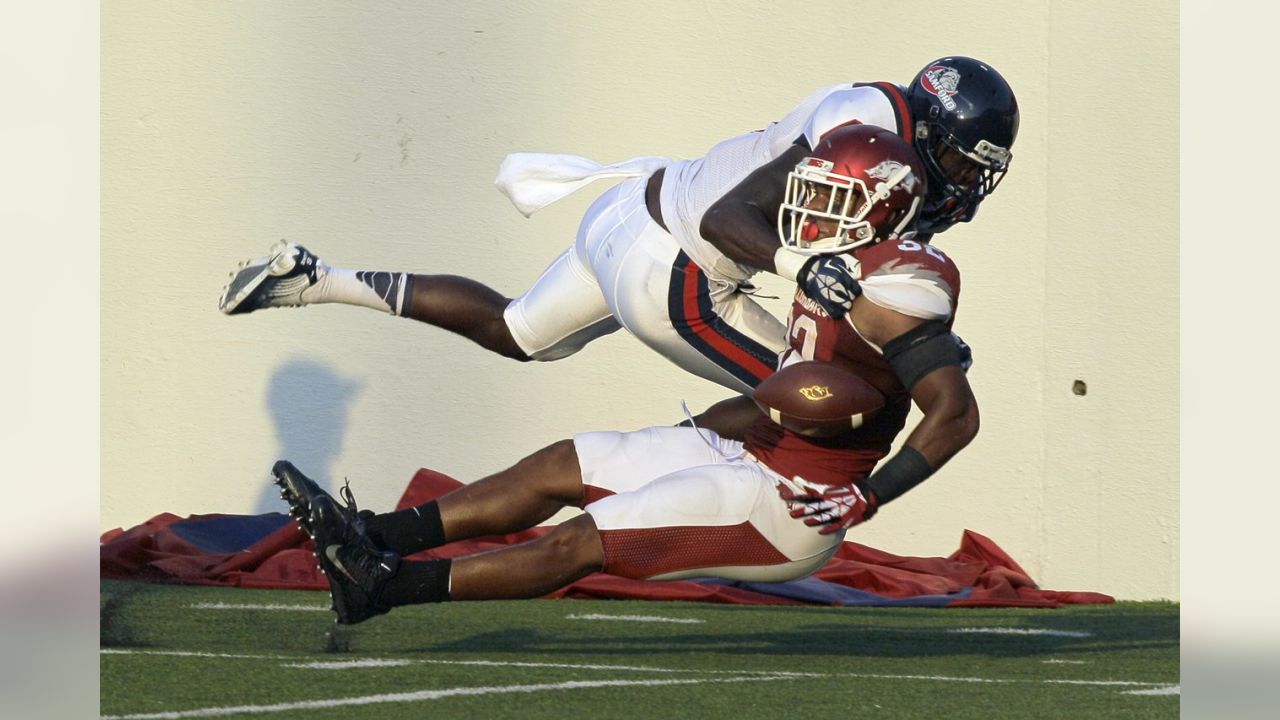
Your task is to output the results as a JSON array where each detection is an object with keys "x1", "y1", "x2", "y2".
[
  {"x1": 310, "y1": 495, "x2": 399, "y2": 625},
  {"x1": 271, "y1": 460, "x2": 336, "y2": 536}
]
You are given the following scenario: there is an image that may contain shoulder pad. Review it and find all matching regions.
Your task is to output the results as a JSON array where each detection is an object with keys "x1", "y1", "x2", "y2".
[
  {"x1": 854, "y1": 240, "x2": 960, "y2": 321},
  {"x1": 802, "y1": 86, "x2": 903, "y2": 149}
]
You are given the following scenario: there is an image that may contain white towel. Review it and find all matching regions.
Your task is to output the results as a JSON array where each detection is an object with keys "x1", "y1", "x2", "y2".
[{"x1": 494, "y1": 152, "x2": 672, "y2": 217}]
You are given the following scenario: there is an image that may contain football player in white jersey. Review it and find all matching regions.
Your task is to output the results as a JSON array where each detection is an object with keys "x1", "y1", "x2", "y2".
[
  {"x1": 219, "y1": 56, "x2": 1016, "y2": 395},
  {"x1": 270, "y1": 127, "x2": 981, "y2": 626}
]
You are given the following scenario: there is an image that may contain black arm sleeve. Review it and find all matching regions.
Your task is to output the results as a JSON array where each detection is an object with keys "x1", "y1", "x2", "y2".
[
  {"x1": 864, "y1": 446, "x2": 933, "y2": 505},
  {"x1": 882, "y1": 321, "x2": 965, "y2": 391}
]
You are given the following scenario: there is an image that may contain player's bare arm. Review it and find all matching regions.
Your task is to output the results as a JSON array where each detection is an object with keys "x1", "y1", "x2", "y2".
[
  {"x1": 898, "y1": 364, "x2": 978, "y2": 468},
  {"x1": 681, "y1": 393, "x2": 765, "y2": 441},
  {"x1": 699, "y1": 142, "x2": 811, "y2": 275},
  {"x1": 847, "y1": 294, "x2": 978, "y2": 504}
]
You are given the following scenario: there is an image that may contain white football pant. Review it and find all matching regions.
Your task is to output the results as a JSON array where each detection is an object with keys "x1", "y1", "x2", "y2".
[
  {"x1": 503, "y1": 176, "x2": 786, "y2": 394},
  {"x1": 575, "y1": 426, "x2": 842, "y2": 582}
]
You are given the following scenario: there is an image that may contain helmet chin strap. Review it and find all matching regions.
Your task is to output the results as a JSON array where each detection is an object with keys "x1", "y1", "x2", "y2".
[
  {"x1": 869, "y1": 164, "x2": 914, "y2": 205},
  {"x1": 870, "y1": 165, "x2": 922, "y2": 240}
]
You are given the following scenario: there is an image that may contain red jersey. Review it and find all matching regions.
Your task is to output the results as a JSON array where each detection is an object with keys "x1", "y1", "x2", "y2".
[{"x1": 744, "y1": 238, "x2": 962, "y2": 486}]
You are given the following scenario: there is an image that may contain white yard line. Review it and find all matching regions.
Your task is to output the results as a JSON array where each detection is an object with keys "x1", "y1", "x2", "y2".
[
  {"x1": 101, "y1": 649, "x2": 1174, "y2": 696},
  {"x1": 566, "y1": 613, "x2": 705, "y2": 624},
  {"x1": 570, "y1": 609, "x2": 711, "y2": 622},
  {"x1": 172, "y1": 606, "x2": 1093, "y2": 642},
  {"x1": 418, "y1": 659, "x2": 823, "y2": 677},
  {"x1": 1042, "y1": 659, "x2": 1088, "y2": 665},
  {"x1": 100, "y1": 649, "x2": 296, "y2": 661},
  {"x1": 1044, "y1": 679, "x2": 1163, "y2": 687},
  {"x1": 851, "y1": 672, "x2": 1152, "y2": 687},
  {"x1": 1123, "y1": 685, "x2": 1180, "y2": 696},
  {"x1": 163, "y1": 603, "x2": 1102, "y2": 645},
  {"x1": 282, "y1": 659, "x2": 414, "y2": 670},
  {"x1": 949, "y1": 627, "x2": 1092, "y2": 638},
  {"x1": 187, "y1": 603, "x2": 328, "y2": 612},
  {"x1": 98, "y1": 676, "x2": 790, "y2": 720},
  {"x1": 102, "y1": 650, "x2": 818, "y2": 677}
]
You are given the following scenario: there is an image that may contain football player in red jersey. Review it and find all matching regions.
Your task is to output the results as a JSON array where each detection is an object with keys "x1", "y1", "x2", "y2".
[
  {"x1": 268, "y1": 126, "x2": 979, "y2": 625},
  {"x1": 218, "y1": 56, "x2": 1015, "y2": 396},
  {"x1": 699, "y1": 123, "x2": 976, "y2": 528}
]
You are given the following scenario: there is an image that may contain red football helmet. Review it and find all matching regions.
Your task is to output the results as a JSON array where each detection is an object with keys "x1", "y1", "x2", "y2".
[{"x1": 777, "y1": 124, "x2": 927, "y2": 255}]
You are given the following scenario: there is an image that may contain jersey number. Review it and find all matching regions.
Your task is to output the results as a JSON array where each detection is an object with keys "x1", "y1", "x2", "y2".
[
  {"x1": 897, "y1": 239, "x2": 947, "y2": 263},
  {"x1": 786, "y1": 314, "x2": 819, "y2": 363}
]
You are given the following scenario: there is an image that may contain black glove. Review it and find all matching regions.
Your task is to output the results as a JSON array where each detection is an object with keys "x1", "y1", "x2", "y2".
[{"x1": 799, "y1": 255, "x2": 862, "y2": 320}]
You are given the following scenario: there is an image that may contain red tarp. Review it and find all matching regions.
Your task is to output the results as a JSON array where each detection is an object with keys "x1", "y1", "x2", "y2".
[{"x1": 100, "y1": 469, "x2": 1114, "y2": 608}]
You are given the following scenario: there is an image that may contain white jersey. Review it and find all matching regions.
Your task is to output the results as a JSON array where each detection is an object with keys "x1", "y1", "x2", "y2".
[
  {"x1": 490, "y1": 81, "x2": 912, "y2": 393},
  {"x1": 658, "y1": 82, "x2": 912, "y2": 282}
]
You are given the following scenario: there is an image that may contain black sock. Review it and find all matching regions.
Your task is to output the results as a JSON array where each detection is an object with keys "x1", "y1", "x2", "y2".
[
  {"x1": 381, "y1": 558, "x2": 451, "y2": 607},
  {"x1": 365, "y1": 501, "x2": 446, "y2": 555}
]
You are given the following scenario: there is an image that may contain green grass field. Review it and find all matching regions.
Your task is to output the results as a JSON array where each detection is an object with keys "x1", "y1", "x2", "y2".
[{"x1": 100, "y1": 580, "x2": 1178, "y2": 719}]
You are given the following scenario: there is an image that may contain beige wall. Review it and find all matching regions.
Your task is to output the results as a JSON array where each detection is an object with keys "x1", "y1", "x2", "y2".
[{"x1": 102, "y1": 1, "x2": 1178, "y2": 599}]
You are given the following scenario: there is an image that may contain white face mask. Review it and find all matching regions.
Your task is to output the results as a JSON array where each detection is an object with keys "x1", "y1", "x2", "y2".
[{"x1": 776, "y1": 158, "x2": 921, "y2": 256}]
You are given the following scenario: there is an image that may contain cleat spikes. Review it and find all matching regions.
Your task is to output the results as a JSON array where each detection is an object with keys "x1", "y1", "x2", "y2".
[
  {"x1": 272, "y1": 459, "x2": 337, "y2": 537},
  {"x1": 218, "y1": 242, "x2": 325, "y2": 315}
]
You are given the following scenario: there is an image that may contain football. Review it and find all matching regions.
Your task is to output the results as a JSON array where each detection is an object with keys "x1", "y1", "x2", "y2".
[{"x1": 753, "y1": 361, "x2": 884, "y2": 437}]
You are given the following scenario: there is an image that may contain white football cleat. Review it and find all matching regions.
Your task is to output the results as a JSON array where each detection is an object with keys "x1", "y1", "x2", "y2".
[{"x1": 218, "y1": 240, "x2": 326, "y2": 315}]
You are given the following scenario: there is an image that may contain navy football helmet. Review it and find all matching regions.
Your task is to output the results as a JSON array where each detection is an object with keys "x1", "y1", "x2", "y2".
[{"x1": 905, "y1": 56, "x2": 1019, "y2": 235}]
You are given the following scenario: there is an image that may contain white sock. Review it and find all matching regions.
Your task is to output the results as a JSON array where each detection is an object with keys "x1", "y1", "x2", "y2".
[{"x1": 301, "y1": 266, "x2": 413, "y2": 315}]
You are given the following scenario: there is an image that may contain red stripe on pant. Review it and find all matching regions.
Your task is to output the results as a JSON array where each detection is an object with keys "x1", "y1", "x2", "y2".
[
  {"x1": 678, "y1": 263, "x2": 775, "y2": 383},
  {"x1": 599, "y1": 522, "x2": 789, "y2": 580},
  {"x1": 581, "y1": 485, "x2": 615, "y2": 507}
]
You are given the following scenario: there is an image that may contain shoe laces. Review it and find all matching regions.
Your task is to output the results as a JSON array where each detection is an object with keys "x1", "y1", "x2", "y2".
[
  {"x1": 677, "y1": 399, "x2": 746, "y2": 462},
  {"x1": 333, "y1": 479, "x2": 375, "y2": 538},
  {"x1": 737, "y1": 280, "x2": 779, "y2": 300},
  {"x1": 338, "y1": 479, "x2": 360, "y2": 515}
]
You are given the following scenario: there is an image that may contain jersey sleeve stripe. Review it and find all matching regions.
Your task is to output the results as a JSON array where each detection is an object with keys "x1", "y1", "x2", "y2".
[
  {"x1": 667, "y1": 252, "x2": 778, "y2": 388},
  {"x1": 815, "y1": 118, "x2": 865, "y2": 144},
  {"x1": 864, "y1": 81, "x2": 912, "y2": 138}
]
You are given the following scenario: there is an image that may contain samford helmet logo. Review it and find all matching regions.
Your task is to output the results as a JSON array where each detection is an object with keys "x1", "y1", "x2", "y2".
[
  {"x1": 867, "y1": 159, "x2": 919, "y2": 193},
  {"x1": 799, "y1": 385, "x2": 833, "y2": 401},
  {"x1": 921, "y1": 65, "x2": 961, "y2": 112}
]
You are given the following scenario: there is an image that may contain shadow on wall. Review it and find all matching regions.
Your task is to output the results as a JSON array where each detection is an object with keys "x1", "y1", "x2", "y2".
[{"x1": 254, "y1": 358, "x2": 364, "y2": 514}]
